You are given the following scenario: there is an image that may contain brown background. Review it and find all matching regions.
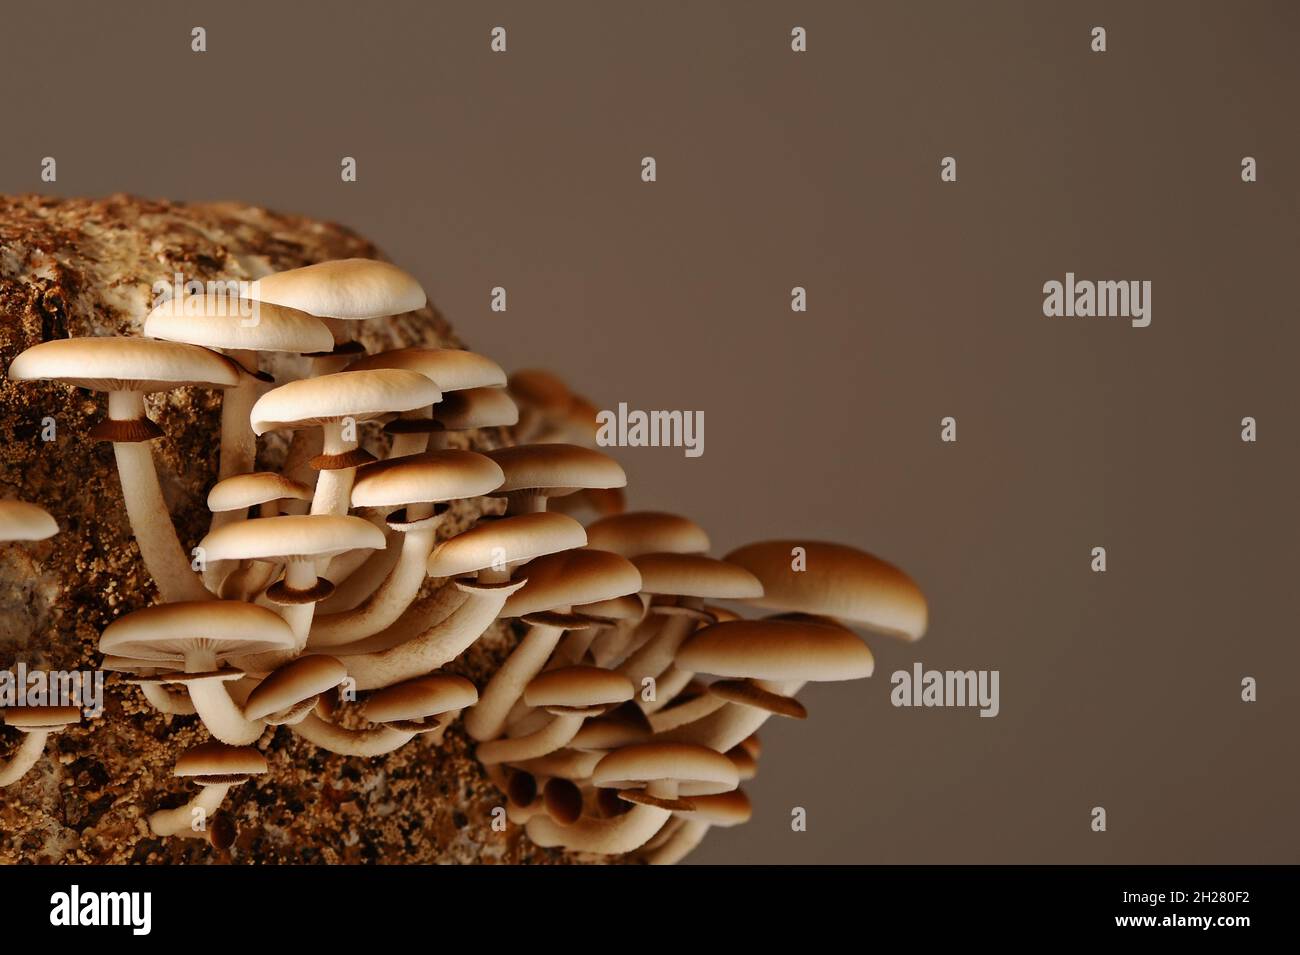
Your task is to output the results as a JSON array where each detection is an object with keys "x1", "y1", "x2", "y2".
[{"x1": 3, "y1": 0, "x2": 1298, "y2": 863}]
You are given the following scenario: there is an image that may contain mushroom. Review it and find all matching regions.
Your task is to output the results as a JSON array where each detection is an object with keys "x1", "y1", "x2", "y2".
[
  {"x1": 0, "y1": 500, "x2": 58, "y2": 542},
  {"x1": 249, "y1": 258, "x2": 427, "y2": 324},
  {"x1": 205, "y1": 472, "x2": 314, "y2": 597},
  {"x1": 99, "y1": 601, "x2": 297, "y2": 744},
  {"x1": 8, "y1": 337, "x2": 241, "y2": 601},
  {"x1": 645, "y1": 788, "x2": 753, "y2": 865},
  {"x1": 525, "y1": 742, "x2": 738, "y2": 854},
  {"x1": 243, "y1": 655, "x2": 348, "y2": 726},
  {"x1": 485, "y1": 444, "x2": 626, "y2": 515},
  {"x1": 198, "y1": 514, "x2": 386, "y2": 653},
  {"x1": 506, "y1": 368, "x2": 575, "y2": 443},
  {"x1": 550, "y1": 486, "x2": 626, "y2": 524},
  {"x1": 364, "y1": 673, "x2": 478, "y2": 735},
  {"x1": 658, "y1": 618, "x2": 875, "y2": 753},
  {"x1": 476, "y1": 666, "x2": 633, "y2": 765},
  {"x1": 249, "y1": 368, "x2": 441, "y2": 520},
  {"x1": 464, "y1": 547, "x2": 641, "y2": 742},
  {"x1": 307, "y1": 449, "x2": 504, "y2": 646},
  {"x1": 0, "y1": 706, "x2": 80, "y2": 787},
  {"x1": 148, "y1": 742, "x2": 268, "y2": 839},
  {"x1": 425, "y1": 386, "x2": 519, "y2": 451}
]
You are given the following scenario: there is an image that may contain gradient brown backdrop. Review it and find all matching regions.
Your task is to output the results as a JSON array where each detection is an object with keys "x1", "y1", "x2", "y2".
[{"x1": 3, "y1": 0, "x2": 1297, "y2": 863}]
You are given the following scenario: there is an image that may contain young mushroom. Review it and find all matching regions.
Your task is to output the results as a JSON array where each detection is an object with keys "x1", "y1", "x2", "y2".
[
  {"x1": 476, "y1": 666, "x2": 633, "y2": 765},
  {"x1": 485, "y1": 444, "x2": 626, "y2": 516},
  {"x1": 205, "y1": 472, "x2": 314, "y2": 597},
  {"x1": 243, "y1": 655, "x2": 349, "y2": 726},
  {"x1": 8, "y1": 337, "x2": 241, "y2": 602},
  {"x1": 0, "y1": 706, "x2": 80, "y2": 787},
  {"x1": 148, "y1": 742, "x2": 268, "y2": 839}
]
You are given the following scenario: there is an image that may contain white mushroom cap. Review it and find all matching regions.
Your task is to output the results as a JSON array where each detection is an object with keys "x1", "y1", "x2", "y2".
[
  {"x1": 8, "y1": 337, "x2": 240, "y2": 393},
  {"x1": 200, "y1": 514, "x2": 385, "y2": 562},
  {"x1": 350, "y1": 450, "x2": 504, "y2": 509},
  {"x1": 501, "y1": 548, "x2": 642, "y2": 618},
  {"x1": 0, "y1": 501, "x2": 58, "y2": 542},
  {"x1": 249, "y1": 259, "x2": 426, "y2": 320},
  {"x1": 143, "y1": 294, "x2": 334, "y2": 354},
  {"x1": 631, "y1": 554, "x2": 763, "y2": 600},
  {"x1": 425, "y1": 512, "x2": 587, "y2": 578},
  {"x1": 250, "y1": 369, "x2": 441, "y2": 434},
  {"x1": 487, "y1": 444, "x2": 627, "y2": 495},
  {"x1": 585, "y1": 511, "x2": 710, "y2": 558},
  {"x1": 430, "y1": 387, "x2": 519, "y2": 431},
  {"x1": 348, "y1": 348, "x2": 506, "y2": 391},
  {"x1": 99, "y1": 601, "x2": 296, "y2": 669},
  {"x1": 207, "y1": 473, "x2": 314, "y2": 513}
]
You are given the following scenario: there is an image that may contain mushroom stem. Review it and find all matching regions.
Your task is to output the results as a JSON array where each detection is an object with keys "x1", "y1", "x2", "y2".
[
  {"x1": 525, "y1": 800, "x2": 671, "y2": 855},
  {"x1": 0, "y1": 730, "x2": 51, "y2": 787},
  {"x1": 319, "y1": 529, "x2": 401, "y2": 611},
  {"x1": 186, "y1": 677, "x2": 266, "y2": 745},
  {"x1": 592, "y1": 617, "x2": 656, "y2": 668},
  {"x1": 277, "y1": 560, "x2": 325, "y2": 649},
  {"x1": 107, "y1": 390, "x2": 211, "y2": 603},
  {"x1": 308, "y1": 505, "x2": 439, "y2": 646},
  {"x1": 310, "y1": 422, "x2": 359, "y2": 518},
  {"x1": 387, "y1": 408, "x2": 433, "y2": 459},
  {"x1": 657, "y1": 680, "x2": 806, "y2": 753},
  {"x1": 648, "y1": 692, "x2": 728, "y2": 734},
  {"x1": 218, "y1": 352, "x2": 260, "y2": 481},
  {"x1": 618, "y1": 612, "x2": 697, "y2": 699},
  {"x1": 138, "y1": 682, "x2": 197, "y2": 716},
  {"x1": 645, "y1": 818, "x2": 710, "y2": 865},
  {"x1": 339, "y1": 578, "x2": 526, "y2": 690},
  {"x1": 149, "y1": 783, "x2": 231, "y2": 838},
  {"x1": 289, "y1": 712, "x2": 415, "y2": 756},
  {"x1": 464, "y1": 620, "x2": 568, "y2": 742},
  {"x1": 476, "y1": 714, "x2": 584, "y2": 765}
]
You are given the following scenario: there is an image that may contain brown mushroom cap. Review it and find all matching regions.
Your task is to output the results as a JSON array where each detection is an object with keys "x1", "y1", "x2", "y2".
[
  {"x1": 585, "y1": 511, "x2": 710, "y2": 558},
  {"x1": 508, "y1": 369, "x2": 573, "y2": 413},
  {"x1": 143, "y1": 294, "x2": 334, "y2": 354},
  {"x1": 174, "y1": 741, "x2": 268, "y2": 779},
  {"x1": 243, "y1": 655, "x2": 348, "y2": 721},
  {"x1": 99, "y1": 601, "x2": 297, "y2": 666},
  {"x1": 200, "y1": 514, "x2": 385, "y2": 563},
  {"x1": 0, "y1": 500, "x2": 58, "y2": 542},
  {"x1": 575, "y1": 593, "x2": 647, "y2": 622},
  {"x1": 524, "y1": 666, "x2": 634, "y2": 710},
  {"x1": 249, "y1": 258, "x2": 427, "y2": 320},
  {"x1": 631, "y1": 553, "x2": 763, "y2": 600},
  {"x1": 250, "y1": 369, "x2": 441, "y2": 434},
  {"x1": 350, "y1": 450, "x2": 504, "y2": 509},
  {"x1": 501, "y1": 548, "x2": 642, "y2": 618},
  {"x1": 8, "y1": 336, "x2": 241, "y2": 393},
  {"x1": 364, "y1": 674, "x2": 479, "y2": 722},
  {"x1": 425, "y1": 512, "x2": 587, "y2": 578},
  {"x1": 2, "y1": 705, "x2": 82, "y2": 729},
  {"x1": 677, "y1": 619, "x2": 874, "y2": 682},
  {"x1": 430, "y1": 387, "x2": 520, "y2": 431},
  {"x1": 592, "y1": 742, "x2": 739, "y2": 796},
  {"x1": 569, "y1": 701, "x2": 653, "y2": 750},
  {"x1": 724, "y1": 540, "x2": 927, "y2": 640},
  {"x1": 207, "y1": 472, "x2": 314, "y2": 513},
  {"x1": 676, "y1": 789, "x2": 753, "y2": 827},
  {"x1": 348, "y1": 347, "x2": 506, "y2": 391},
  {"x1": 487, "y1": 444, "x2": 627, "y2": 496}
]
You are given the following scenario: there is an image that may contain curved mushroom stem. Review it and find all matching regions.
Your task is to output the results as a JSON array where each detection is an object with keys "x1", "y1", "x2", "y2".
[
  {"x1": 592, "y1": 617, "x2": 657, "y2": 669},
  {"x1": 139, "y1": 682, "x2": 197, "y2": 716},
  {"x1": 476, "y1": 713, "x2": 584, "y2": 765},
  {"x1": 642, "y1": 663, "x2": 694, "y2": 715},
  {"x1": 657, "y1": 680, "x2": 806, "y2": 753},
  {"x1": 185, "y1": 677, "x2": 266, "y2": 745},
  {"x1": 149, "y1": 782, "x2": 231, "y2": 838},
  {"x1": 618, "y1": 611, "x2": 698, "y2": 700},
  {"x1": 0, "y1": 729, "x2": 51, "y2": 787},
  {"x1": 524, "y1": 782, "x2": 675, "y2": 854},
  {"x1": 322, "y1": 582, "x2": 467, "y2": 655},
  {"x1": 276, "y1": 559, "x2": 326, "y2": 650},
  {"x1": 340, "y1": 578, "x2": 525, "y2": 691},
  {"x1": 645, "y1": 818, "x2": 710, "y2": 865},
  {"x1": 289, "y1": 712, "x2": 415, "y2": 756},
  {"x1": 308, "y1": 505, "x2": 439, "y2": 646},
  {"x1": 219, "y1": 558, "x2": 279, "y2": 601},
  {"x1": 648, "y1": 692, "x2": 727, "y2": 734},
  {"x1": 310, "y1": 422, "x2": 359, "y2": 518},
  {"x1": 464, "y1": 620, "x2": 568, "y2": 742},
  {"x1": 319, "y1": 528, "x2": 401, "y2": 612},
  {"x1": 511, "y1": 748, "x2": 603, "y2": 781},
  {"x1": 107, "y1": 391, "x2": 212, "y2": 602},
  {"x1": 203, "y1": 355, "x2": 262, "y2": 590}
]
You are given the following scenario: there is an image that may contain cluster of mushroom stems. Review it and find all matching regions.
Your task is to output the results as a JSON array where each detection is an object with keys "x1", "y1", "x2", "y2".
[{"x1": 1, "y1": 259, "x2": 927, "y2": 862}]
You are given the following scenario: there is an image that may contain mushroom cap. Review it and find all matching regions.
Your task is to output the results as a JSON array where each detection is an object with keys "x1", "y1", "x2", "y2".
[
  {"x1": 508, "y1": 369, "x2": 572, "y2": 412},
  {"x1": 99, "y1": 601, "x2": 296, "y2": 666},
  {"x1": 207, "y1": 472, "x2": 313, "y2": 513},
  {"x1": 8, "y1": 337, "x2": 241, "y2": 393},
  {"x1": 0, "y1": 500, "x2": 58, "y2": 542},
  {"x1": 143, "y1": 294, "x2": 334, "y2": 354},
  {"x1": 2, "y1": 705, "x2": 81, "y2": 729},
  {"x1": 632, "y1": 554, "x2": 763, "y2": 600},
  {"x1": 351, "y1": 450, "x2": 504, "y2": 508},
  {"x1": 677, "y1": 619, "x2": 874, "y2": 682},
  {"x1": 201, "y1": 514, "x2": 386, "y2": 562},
  {"x1": 568, "y1": 702, "x2": 653, "y2": 750},
  {"x1": 431, "y1": 387, "x2": 519, "y2": 431},
  {"x1": 174, "y1": 741, "x2": 268, "y2": 779},
  {"x1": 724, "y1": 540, "x2": 927, "y2": 640},
  {"x1": 249, "y1": 258, "x2": 426, "y2": 320},
  {"x1": 575, "y1": 593, "x2": 646, "y2": 622},
  {"x1": 348, "y1": 348, "x2": 506, "y2": 391},
  {"x1": 585, "y1": 511, "x2": 710, "y2": 558},
  {"x1": 487, "y1": 444, "x2": 627, "y2": 495},
  {"x1": 676, "y1": 789, "x2": 753, "y2": 827},
  {"x1": 426, "y1": 512, "x2": 586, "y2": 578},
  {"x1": 501, "y1": 548, "x2": 642, "y2": 618},
  {"x1": 243, "y1": 655, "x2": 348, "y2": 721},
  {"x1": 250, "y1": 368, "x2": 441, "y2": 434},
  {"x1": 364, "y1": 674, "x2": 479, "y2": 722},
  {"x1": 552, "y1": 486, "x2": 626, "y2": 521},
  {"x1": 592, "y1": 742, "x2": 739, "y2": 796},
  {"x1": 524, "y1": 666, "x2": 634, "y2": 709}
]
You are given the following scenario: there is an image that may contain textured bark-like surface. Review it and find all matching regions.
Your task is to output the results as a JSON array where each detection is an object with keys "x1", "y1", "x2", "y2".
[{"x1": 0, "y1": 194, "x2": 574, "y2": 864}]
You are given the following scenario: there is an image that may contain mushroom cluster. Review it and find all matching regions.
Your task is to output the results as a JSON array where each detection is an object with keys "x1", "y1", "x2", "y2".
[{"x1": 3, "y1": 258, "x2": 927, "y2": 862}]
